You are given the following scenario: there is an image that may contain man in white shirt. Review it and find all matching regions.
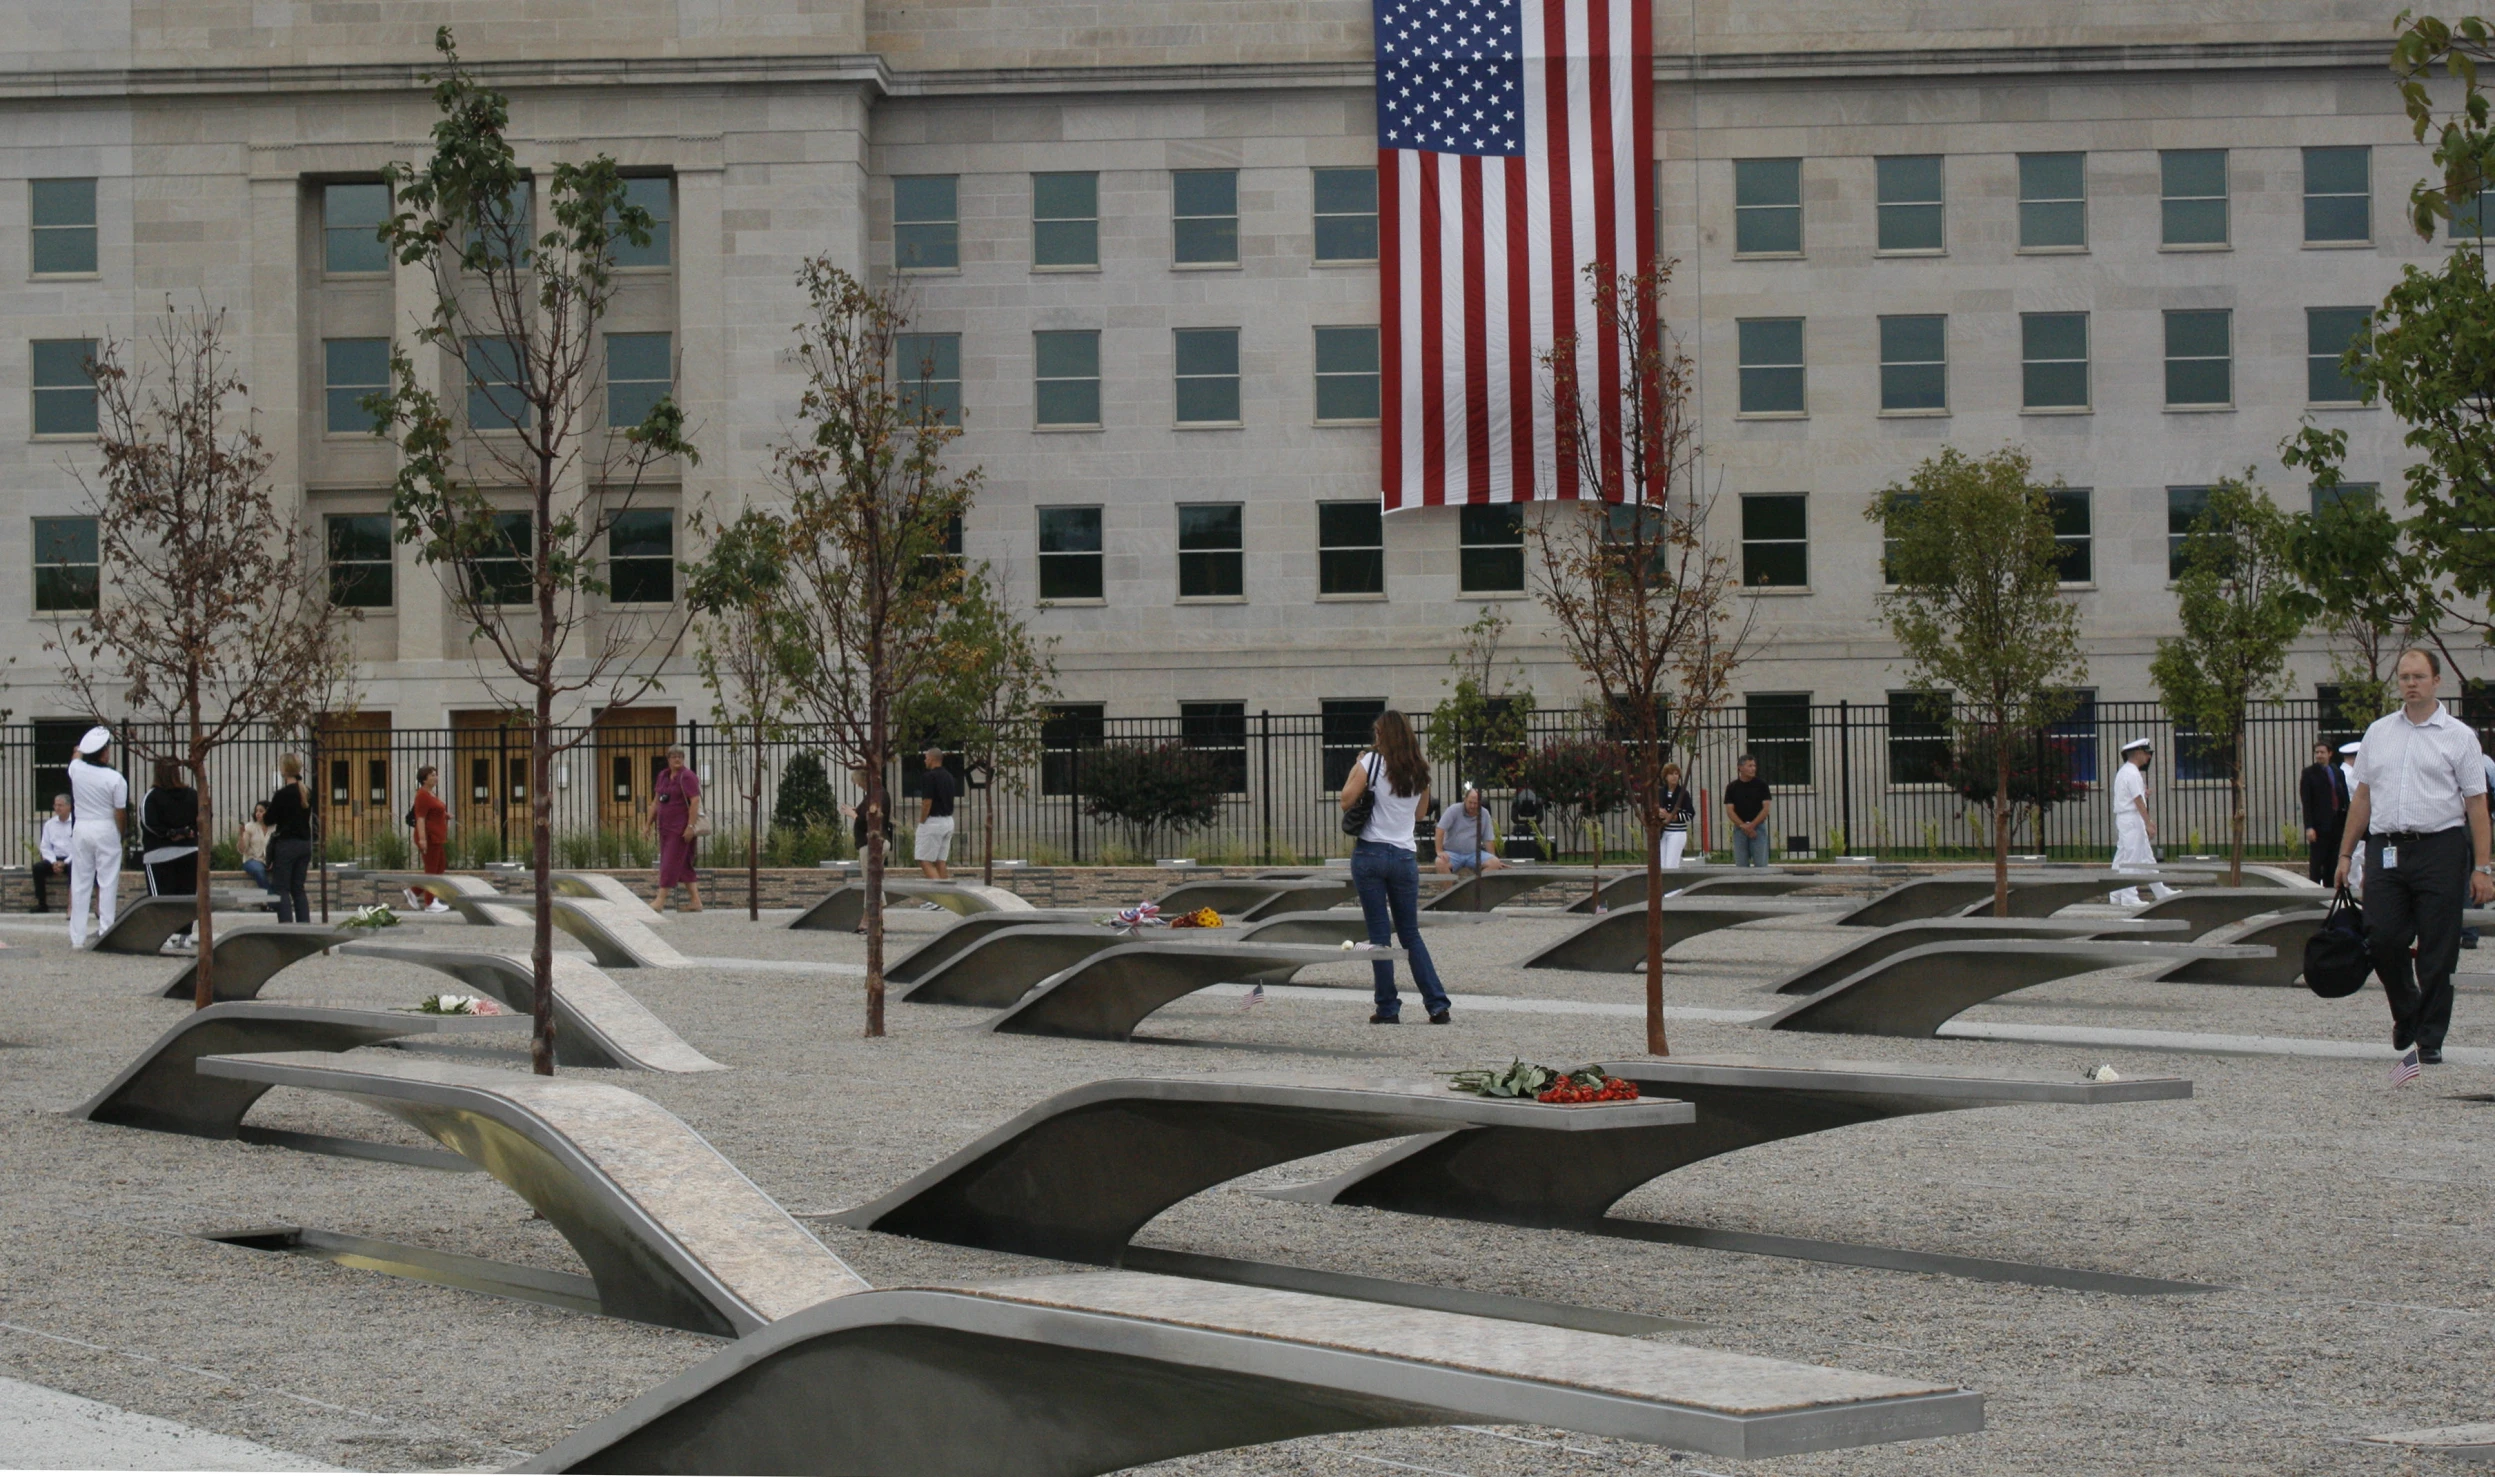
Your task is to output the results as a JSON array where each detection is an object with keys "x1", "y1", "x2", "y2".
[
  {"x1": 33, "y1": 794, "x2": 72, "y2": 912},
  {"x1": 2107, "y1": 739, "x2": 2179, "y2": 906},
  {"x1": 64, "y1": 727, "x2": 130, "y2": 948},
  {"x1": 2337, "y1": 648, "x2": 2495, "y2": 1064}
]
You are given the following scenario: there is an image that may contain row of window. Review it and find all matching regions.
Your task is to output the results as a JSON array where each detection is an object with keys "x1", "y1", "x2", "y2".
[
  {"x1": 1730, "y1": 147, "x2": 2485, "y2": 257},
  {"x1": 895, "y1": 169, "x2": 1380, "y2": 272},
  {"x1": 1733, "y1": 306, "x2": 2374, "y2": 416}
]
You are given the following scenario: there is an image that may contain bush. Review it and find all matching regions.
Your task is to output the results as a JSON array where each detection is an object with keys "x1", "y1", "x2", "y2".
[
  {"x1": 459, "y1": 830, "x2": 506, "y2": 868},
  {"x1": 209, "y1": 840, "x2": 241, "y2": 871},
  {"x1": 764, "y1": 822, "x2": 849, "y2": 868},
  {"x1": 774, "y1": 752, "x2": 839, "y2": 833},
  {"x1": 366, "y1": 831, "x2": 411, "y2": 871},
  {"x1": 557, "y1": 831, "x2": 598, "y2": 869},
  {"x1": 1517, "y1": 737, "x2": 1634, "y2": 820},
  {"x1": 1079, "y1": 742, "x2": 1228, "y2": 855}
]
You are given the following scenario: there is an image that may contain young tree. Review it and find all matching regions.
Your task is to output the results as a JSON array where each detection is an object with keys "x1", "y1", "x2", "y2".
[
  {"x1": 2150, "y1": 477, "x2": 2318, "y2": 885},
  {"x1": 1531, "y1": 261, "x2": 1752, "y2": 1056},
  {"x1": 46, "y1": 305, "x2": 356, "y2": 1008},
  {"x1": 772, "y1": 260, "x2": 981, "y2": 1037},
  {"x1": 1868, "y1": 447, "x2": 2086, "y2": 916},
  {"x1": 685, "y1": 508, "x2": 811, "y2": 919},
  {"x1": 2280, "y1": 482, "x2": 2451, "y2": 725},
  {"x1": 1515, "y1": 734, "x2": 1635, "y2": 891},
  {"x1": 1079, "y1": 743, "x2": 1228, "y2": 862},
  {"x1": 1425, "y1": 608, "x2": 1537, "y2": 788},
  {"x1": 366, "y1": 31, "x2": 698, "y2": 1074},
  {"x1": 915, "y1": 578, "x2": 1057, "y2": 886}
]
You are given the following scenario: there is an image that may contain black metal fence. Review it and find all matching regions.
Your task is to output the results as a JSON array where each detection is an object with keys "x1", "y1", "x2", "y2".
[{"x1": 0, "y1": 699, "x2": 2379, "y2": 871}]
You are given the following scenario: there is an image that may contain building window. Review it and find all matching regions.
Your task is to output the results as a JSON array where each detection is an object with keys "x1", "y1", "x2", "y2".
[
  {"x1": 2306, "y1": 307, "x2": 2372, "y2": 405},
  {"x1": 472, "y1": 511, "x2": 534, "y2": 606},
  {"x1": 1886, "y1": 690, "x2": 1952, "y2": 786},
  {"x1": 1874, "y1": 156, "x2": 1943, "y2": 253},
  {"x1": 1031, "y1": 172, "x2": 1098, "y2": 269},
  {"x1": 1877, "y1": 315, "x2": 1946, "y2": 412},
  {"x1": 2303, "y1": 147, "x2": 2371, "y2": 243},
  {"x1": 2311, "y1": 482, "x2": 2380, "y2": 518},
  {"x1": 1313, "y1": 167, "x2": 1380, "y2": 262},
  {"x1": 2452, "y1": 186, "x2": 2490, "y2": 244},
  {"x1": 32, "y1": 339, "x2": 97, "y2": 436},
  {"x1": 2164, "y1": 309, "x2": 2232, "y2": 408},
  {"x1": 1038, "y1": 506, "x2": 1104, "y2": 600},
  {"x1": 894, "y1": 176, "x2": 959, "y2": 271},
  {"x1": 2166, "y1": 486, "x2": 2213, "y2": 579},
  {"x1": 606, "y1": 508, "x2": 673, "y2": 605},
  {"x1": 1740, "y1": 494, "x2": 1809, "y2": 588},
  {"x1": 31, "y1": 178, "x2": 97, "y2": 276},
  {"x1": 323, "y1": 182, "x2": 391, "y2": 274},
  {"x1": 466, "y1": 339, "x2": 529, "y2": 430},
  {"x1": 2160, "y1": 150, "x2": 2228, "y2": 247},
  {"x1": 326, "y1": 513, "x2": 394, "y2": 608},
  {"x1": 894, "y1": 333, "x2": 961, "y2": 427},
  {"x1": 1745, "y1": 693, "x2": 1813, "y2": 787},
  {"x1": 1732, "y1": 158, "x2": 1802, "y2": 256},
  {"x1": 2020, "y1": 312, "x2": 2089, "y2": 411},
  {"x1": 605, "y1": 333, "x2": 672, "y2": 427},
  {"x1": 1034, "y1": 330, "x2": 1101, "y2": 427},
  {"x1": 1317, "y1": 501, "x2": 1384, "y2": 596},
  {"x1": 1322, "y1": 698, "x2": 1388, "y2": 789},
  {"x1": 1040, "y1": 703, "x2": 1105, "y2": 796},
  {"x1": 1736, "y1": 318, "x2": 1805, "y2": 415},
  {"x1": 323, "y1": 339, "x2": 390, "y2": 435},
  {"x1": 1314, "y1": 325, "x2": 1381, "y2": 422},
  {"x1": 2017, "y1": 153, "x2": 2086, "y2": 250},
  {"x1": 610, "y1": 177, "x2": 671, "y2": 268},
  {"x1": 32, "y1": 516, "x2": 98, "y2": 613},
  {"x1": 1177, "y1": 503, "x2": 1244, "y2": 598},
  {"x1": 1459, "y1": 504, "x2": 1525, "y2": 593},
  {"x1": 1180, "y1": 701, "x2": 1250, "y2": 793},
  {"x1": 1173, "y1": 169, "x2": 1239, "y2": 266},
  {"x1": 1174, "y1": 328, "x2": 1241, "y2": 425},
  {"x1": 2050, "y1": 489, "x2": 2092, "y2": 584}
]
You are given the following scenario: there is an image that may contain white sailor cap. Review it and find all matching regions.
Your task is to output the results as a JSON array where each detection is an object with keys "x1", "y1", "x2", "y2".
[
  {"x1": 76, "y1": 725, "x2": 111, "y2": 755},
  {"x1": 2339, "y1": 741, "x2": 2362, "y2": 755},
  {"x1": 2119, "y1": 736, "x2": 2152, "y2": 755}
]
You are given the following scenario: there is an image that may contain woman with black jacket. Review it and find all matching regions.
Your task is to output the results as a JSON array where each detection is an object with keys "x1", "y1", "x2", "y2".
[
  {"x1": 1657, "y1": 762, "x2": 1697, "y2": 870},
  {"x1": 263, "y1": 753, "x2": 316, "y2": 924},
  {"x1": 141, "y1": 759, "x2": 201, "y2": 947}
]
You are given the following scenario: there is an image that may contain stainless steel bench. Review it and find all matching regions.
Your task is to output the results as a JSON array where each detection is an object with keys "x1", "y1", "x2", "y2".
[
  {"x1": 789, "y1": 878, "x2": 1035, "y2": 931},
  {"x1": 1153, "y1": 877, "x2": 1360, "y2": 920},
  {"x1": 89, "y1": 894, "x2": 206, "y2": 955},
  {"x1": 1568, "y1": 871, "x2": 1826, "y2": 912},
  {"x1": 2148, "y1": 909, "x2": 2330, "y2": 986},
  {"x1": 884, "y1": 909, "x2": 1109, "y2": 984},
  {"x1": 1755, "y1": 939, "x2": 2268, "y2": 1038},
  {"x1": 550, "y1": 871, "x2": 668, "y2": 923},
  {"x1": 1421, "y1": 867, "x2": 1566, "y2": 911},
  {"x1": 156, "y1": 924, "x2": 347, "y2": 1003},
  {"x1": 1763, "y1": 916, "x2": 2190, "y2": 995},
  {"x1": 2126, "y1": 887, "x2": 2328, "y2": 940},
  {"x1": 1235, "y1": 908, "x2": 1497, "y2": 945},
  {"x1": 901, "y1": 924, "x2": 1155, "y2": 1008},
  {"x1": 338, "y1": 940, "x2": 726, "y2": 1071},
  {"x1": 1522, "y1": 900, "x2": 1829, "y2": 973},
  {"x1": 987, "y1": 941, "x2": 1404, "y2": 1040}
]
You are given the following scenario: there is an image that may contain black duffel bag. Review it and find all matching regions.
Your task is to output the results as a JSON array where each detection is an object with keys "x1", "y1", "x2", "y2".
[{"x1": 2304, "y1": 882, "x2": 2372, "y2": 998}]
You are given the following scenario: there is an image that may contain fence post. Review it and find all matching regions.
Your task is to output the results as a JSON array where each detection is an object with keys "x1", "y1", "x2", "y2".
[
  {"x1": 1259, "y1": 710, "x2": 1273, "y2": 865},
  {"x1": 496, "y1": 724, "x2": 510, "y2": 859},
  {"x1": 1837, "y1": 700, "x2": 1852, "y2": 859},
  {"x1": 312, "y1": 730, "x2": 329, "y2": 923}
]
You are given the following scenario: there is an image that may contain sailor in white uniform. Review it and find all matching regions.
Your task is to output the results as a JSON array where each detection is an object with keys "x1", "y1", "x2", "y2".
[
  {"x1": 64, "y1": 726, "x2": 130, "y2": 948},
  {"x1": 2107, "y1": 737, "x2": 2179, "y2": 906},
  {"x1": 2339, "y1": 740, "x2": 2365, "y2": 891}
]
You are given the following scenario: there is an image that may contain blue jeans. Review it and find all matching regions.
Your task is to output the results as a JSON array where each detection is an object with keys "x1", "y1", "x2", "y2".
[
  {"x1": 1730, "y1": 827, "x2": 1771, "y2": 866},
  {"x1": 241, "y1": 858, "x2": 271, "y2": 892},
  {"x1": 1349, "y1": 841, "x2": 1451, "y2": 1018}
]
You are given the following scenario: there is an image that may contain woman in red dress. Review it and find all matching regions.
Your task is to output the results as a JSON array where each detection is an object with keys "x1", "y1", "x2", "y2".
[
  {"x1": 648, "y1": 745, "x2": 704, "y2": 913},
  {"x1": 407, "y1": 765, "x2": 451, "y2": 912}
]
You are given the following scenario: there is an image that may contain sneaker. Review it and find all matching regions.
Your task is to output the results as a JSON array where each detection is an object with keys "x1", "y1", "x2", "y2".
[
  {"x1": 402, "y1": 889, "x2": 422, "y2": 911},
  {"x1": 1368, "y1": 1012, "x2": 1399, "y2": 1025},
  {"x1": 919, "y1": 901, "x2": 946, "y2": 911},
  {"x1": 1427, "y1": 1009, "x2": 1451, "y2": 1025},
  {"x1": 424, "y1": 900, "x2": 451, "y2": 914}
]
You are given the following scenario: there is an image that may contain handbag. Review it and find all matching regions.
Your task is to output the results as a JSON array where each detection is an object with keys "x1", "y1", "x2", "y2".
[
  {"x1": 2303, "y1": 881, "x2": 2372, "y2": 998},
  {"x1": 686, "y1": 810, "x2": 713, "y2": 839},
  {"x1": 1340, "y1": 755, "x2": 1380, "y2": 838}
]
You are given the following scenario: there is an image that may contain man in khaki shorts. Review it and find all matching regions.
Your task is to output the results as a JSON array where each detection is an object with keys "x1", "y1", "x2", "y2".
[{"x1": 915, "y1": 746, "x2": 959, "y2": 882}]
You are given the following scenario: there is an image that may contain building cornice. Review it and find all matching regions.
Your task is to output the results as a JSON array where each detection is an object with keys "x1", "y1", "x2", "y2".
[{"x1": 0, "y1": 37, "x2": 2386, "y2": 105}]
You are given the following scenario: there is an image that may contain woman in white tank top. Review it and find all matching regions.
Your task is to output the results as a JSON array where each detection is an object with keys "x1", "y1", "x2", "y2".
[{"x1": 1338, "y1": 709, "x2": 1453, "y2": 1023}]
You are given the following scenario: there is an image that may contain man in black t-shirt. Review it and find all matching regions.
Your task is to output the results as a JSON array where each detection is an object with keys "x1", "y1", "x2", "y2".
[
  {"x1": 1722, "y1": 752, "x2": 1773, "y2": 867},
  {"x1": 916, "y1": 747, "x2": 960, "y2": 880}
]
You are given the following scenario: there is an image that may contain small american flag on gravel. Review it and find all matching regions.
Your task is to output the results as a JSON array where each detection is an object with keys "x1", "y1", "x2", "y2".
[
  {"x1": 2391, "y1": 1046, "x2": 2422, "y2": 1087},
  {"x1": 1242, "y1": 981, "x2": 1266, "y2": 1009}
]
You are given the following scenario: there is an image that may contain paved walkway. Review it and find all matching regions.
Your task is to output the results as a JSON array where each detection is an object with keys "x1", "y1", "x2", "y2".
[{"x1": 0, "y1": 1374, "x2": 337, "y2": 1470}]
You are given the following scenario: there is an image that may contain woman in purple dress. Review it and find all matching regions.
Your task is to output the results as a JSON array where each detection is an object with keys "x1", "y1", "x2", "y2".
[{"x1": 647, "y1": 745, "x2": 705, "y2": 913}]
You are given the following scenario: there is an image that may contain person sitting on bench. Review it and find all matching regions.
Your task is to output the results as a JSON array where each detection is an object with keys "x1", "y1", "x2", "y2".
[
  {"x1": 32, "y1": 794, "x2": 71, "y2": 913},
  {"x1": 1433, "y1": 785, "x2": 1506, "y2": 876}
]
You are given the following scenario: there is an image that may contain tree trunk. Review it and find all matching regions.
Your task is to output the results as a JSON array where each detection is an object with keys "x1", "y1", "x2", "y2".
[
  {"x1": 2228, "y1": 727, "x2": 2246, "y2": 887},
  {"x1": 747, "y1": 724, "x2": 763, "y2": 921},
  {"x1": 531, "y1": 693, "x2": 556, "y2": 1075},
  {"x1": 982, "y1": 765, "x2": 996, "y2": 887},
  {"x1": 1993, "y1": 720, "x2": 2012, "y2": 918},
  {"x1": 191, "y1": 738, "x2": 217, "y2": 1010},
  {"x1": 863, "y1": 703, "x2": 888, "y2": 1039},
  {"x1": 1643, "y1": 816, "x2": 1669, "y2": 1056}
]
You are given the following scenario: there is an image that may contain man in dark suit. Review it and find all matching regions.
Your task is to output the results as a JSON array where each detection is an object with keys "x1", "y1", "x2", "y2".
[{"x1": 2300, "y1": 739, "x2": 2347, "y2": 883}]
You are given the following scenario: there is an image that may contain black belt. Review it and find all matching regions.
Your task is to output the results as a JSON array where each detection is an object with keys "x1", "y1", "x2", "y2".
[{"x1": 2374, "y1": 829, "x2": 2461, "y2": 843}]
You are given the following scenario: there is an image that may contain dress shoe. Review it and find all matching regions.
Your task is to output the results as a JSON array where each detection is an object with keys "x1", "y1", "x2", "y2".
[
  {"x1": 1427, "y1": 1010, "x2": 1451, "y2": 1024},
  {"x1": 1368, "y1": 1012, "x2": 1399, "y2": 1025},
  {"x1": 2420, "y1": 1047, "x2": 2445, "y2": 1065}
]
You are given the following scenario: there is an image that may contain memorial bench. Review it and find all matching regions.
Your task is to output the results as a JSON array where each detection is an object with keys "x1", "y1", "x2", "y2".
[
  {"x1": 156, "y1": 924, "x2": 349, "y2": 1003},
  {"x1": 790, "y1": 879, "x2": 1035, "y2": 931},
  {"x1": 488, "y1": 895, "x2": 697, "y2": 969},
  {"x1": 188, "y1": 1050, "x2": 1980, "y2": 1468},
  {"x1": 831, "y1": 1072, "x2": 1697, "y2": 1265},
  {"x1": 339, "y1": 941, "x2": 727, "y2": 1072},
  {"x1": 1763, "y1": 917, "x2": 2191, "y2": 996},
  {"x1": 1235, "y1": 909, "x2": 1498, "y2": 946},
  {"x1": 987, "y1": 940, "x2": 1406, "y2": 1040},
  {"x1": 2149, "y1": 910, "x2": 2330, "y2": 987},
  {"x1": 365, "y1": 873, "x2": 536, "y2": 927},
  {"x1": 1833, "y1": 871, "x2": 2199, "y2": 928},
  {"x1": 884, "y1": 909, "x2": 1109, "y2": 984},
  {"x1": 2124, "y1": 888, "x2": 2328, "y2": 940},
  {"x1": 1422, "y1": 867, "x2": 1568, "y2": 912},
  {"x1": 901, "y1": 925, "x2": 1164, "y2": 1008},
  {"x1": 1754, "y1": 939, "x2": 2268, "y2": 1038},
  {"x1": 1567, "y1": 872, "x2": 1827, "y2": 912},
  {"x1": 1153, "y1": 877, "x2": 1360, "y2": 920},
  {"x1": 549, "y1": 871, "x2": 667, "y2": 923},
  {"x1": 89, "y1": 895, "x2": 210, "y2": 955},
  {"x1": 1521, "y1": 901, "x2": 1831, "y2": 974}
]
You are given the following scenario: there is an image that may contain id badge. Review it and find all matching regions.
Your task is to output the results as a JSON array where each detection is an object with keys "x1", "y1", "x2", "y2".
[{"x1": 2382, "y1": 844, "x2": 2399, "y2": 871}]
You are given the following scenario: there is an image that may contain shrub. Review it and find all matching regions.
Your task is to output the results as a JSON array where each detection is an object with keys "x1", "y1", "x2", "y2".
[
  {"x1": 1079, "y1": 741, "x2": 1228, "y2": 856},
  {"x1": 773, "y1": 751, "x2": 839, "y2": 832},
  {"x1": 459, "y1": 830, "x2": 506, "y2": 868},
  {"x1": 209, "y1": 840, "x2": 241, "y2": 871},
  {"x1": 366, "y1": 830, "x2": 411, "y2": 871},
  {"x1": 557, "y1": 831, "x2": 598, "y2": 869}
]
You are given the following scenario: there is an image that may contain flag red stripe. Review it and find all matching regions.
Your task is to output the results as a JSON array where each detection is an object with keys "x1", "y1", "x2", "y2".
[
  {"x1": 1541, "y1": 0, "x2": 1578, "y2": 500},
  {"x1": 1460, "y1": 156, "x2": 1492, "y2": 503},
  {"x1": 1417, "y1": 161, "x2": 1447, "y2": 505},
  {"x1": 1506, "y1": 153, "x2": 1535, "y2": 501}
]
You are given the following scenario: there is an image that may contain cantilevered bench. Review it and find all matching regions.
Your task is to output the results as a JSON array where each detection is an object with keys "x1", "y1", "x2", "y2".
[
  {"x1": 902, "y1": 925, "x2": 1152, "y2": 1008},
  {"x1": 70, "y1": 1002, "x2": 524, "y2": 1137},
  {"x1": 883, "y1": 909, "x2": 1110, "y2": 984},
  {"x1": 550, "y1": 871, "x2": 667, "y2": 923},
  {"x1": 157, "y1": 924, "x2": 348, "y2": 1002},
  {"x1": 2126, "y1": 888, "x2": 2329, "y2": 940},
  {"x1": 1568, "y1": 872, "x2": 1825, "y2": 912},
  {"x1": 365, "y1": 874, "x2": 535, "y2": 927},
  {"x1": 490, "y1": 895, "x2": 696, "y2": 968},
  {"x1": 339, "y1": 941, "x2": 726, "y2": 1072},
  {"x1": 2148, "y1": 909, "x2": 2329, "y2": 987},
  {"x1": 89, "y1": 895, "x2": 206, "y2": 955},
  {"x1": 1754, "y1": 939, "x2": 2268, "y2": 1038},
  {"x1": 1833, "y1": 871, "x2": 2198, "y2": 928},
  {"x1": 1522, "y1": 901, "x2": 1830, "y2": 973},
  {"x1": 192, "y1": 1050, "x2": 1980, "y2": 1468},
  {"x1": 988, "y1": 941, "x2": 1403, "y2": 1040},
  {"x1": 832, "y1": 1072, "x2": 1697, "y2": 1265},
  {"x1": 1266, "y1": 1054, "x2": 2189, "y2": 1231},
  {"x1": 1235, "y1": 909, "x2": 1498, "y2": 946},
  {"x1": 1154, "y1": 877, "x2": 1361, "y2": 920},
  {"x1": 789, "y1": 878, "x2": 1035, "y2": 931},
  {"x1": 1763, "y1": 917, "x2": 2191, "y2": 996},
  {"x1": 1422, "y1": 867, "x2": 1565, "y2": 911}
]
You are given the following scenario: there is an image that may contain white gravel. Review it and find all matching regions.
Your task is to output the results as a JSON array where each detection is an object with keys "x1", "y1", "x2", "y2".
[{"x1": 2, "y1": 902, "x2": 2492, "y2": 1474}]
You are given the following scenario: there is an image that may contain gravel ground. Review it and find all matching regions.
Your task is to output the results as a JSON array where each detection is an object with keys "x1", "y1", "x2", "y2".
[{"x1": 2, "y1": 899, "x2": 2491, "y2": 1475}]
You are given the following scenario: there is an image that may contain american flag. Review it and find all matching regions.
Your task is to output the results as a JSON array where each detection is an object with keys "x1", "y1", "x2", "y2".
[
  {"x1": 2391, "y1": 1045, "x2": 2421, "y2": 1086},
  {"x1": 1375, "y1": 0, "x2": 1653, "y2": 511}
]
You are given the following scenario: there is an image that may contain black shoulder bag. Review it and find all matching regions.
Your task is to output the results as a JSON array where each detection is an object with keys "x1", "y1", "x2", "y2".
[
  {"x1": 2303, "y1": 881, "x2": 2372, "y2": 999},
  {"x1": 1340, "y1": 755, "x2": 1380, "y2": 837}
]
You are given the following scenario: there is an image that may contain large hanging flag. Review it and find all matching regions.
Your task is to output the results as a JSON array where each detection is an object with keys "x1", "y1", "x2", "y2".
[{"x1": 1375, "y1": 0, "x2": 1653, "y2": 510}]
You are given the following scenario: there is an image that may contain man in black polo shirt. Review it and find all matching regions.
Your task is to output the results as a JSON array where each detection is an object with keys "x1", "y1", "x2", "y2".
[
  {"x1": 1723, "y1": 753, "x2": 1772, "y2": 867},
  {"x1": 915, "y1": 747, "x2": 960, "y2": 881}
]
